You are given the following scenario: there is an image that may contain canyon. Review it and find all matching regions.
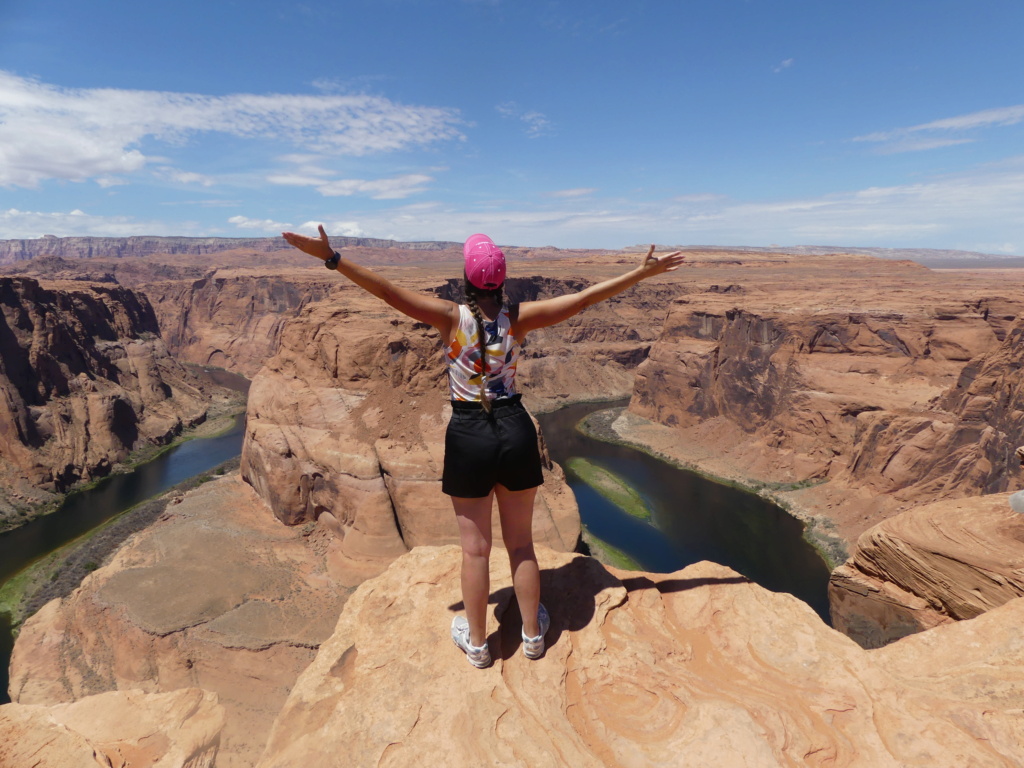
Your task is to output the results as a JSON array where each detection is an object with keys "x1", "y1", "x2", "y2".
[{"x1": 1, "y1": 239, "x2": 1023, "y2": 765}]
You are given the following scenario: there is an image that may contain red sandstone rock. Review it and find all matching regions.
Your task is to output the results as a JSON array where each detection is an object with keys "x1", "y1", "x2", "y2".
[
  {"x1": 257, "y1": 545, "x2": 1024, "y2": 767},
  {"x1": 239, "y1": 294, "x2": 582, "y2": 582},
  {"x1": 627, "y1": 254, "x2": 1024, "y2": 544},
  {"x1": 0, "y1": 688, "x2": 224, "y2": 768},
  {"x1": 0, "y1": 277, "x2": 221, "y2": 527},
  {"x1": 829, "y1": 492, "x2": 1024, "y2": 647},
  {"x1": 9, "y1": 475, "x2": 348, "y2": 768}
]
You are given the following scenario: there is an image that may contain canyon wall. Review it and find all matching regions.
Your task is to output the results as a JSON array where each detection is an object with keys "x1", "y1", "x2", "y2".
[
  {"x1": 627, "y1": 253, "x2": 1023, "y2": 543},
  {"x1": 141, "y1": 271, "x2": 344, "y2": 376},
  {"x1": 238, "y1": 286, "x2": 582, "y2": 584},
  {"x1": 827, "y1": 317, "x2": 1024, "y2": 645},
  {"x1": 8, "y1": 249, "x2": 1024, "y2": 764},
  {"x1": 0, "y1": 276, "x2": 222, "y2": 528}
]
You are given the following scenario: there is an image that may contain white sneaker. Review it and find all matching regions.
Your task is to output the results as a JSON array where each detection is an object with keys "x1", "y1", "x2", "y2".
[
  {"x1": 451, "y1": 616, "x2": 492, "y2": 668},
  {"x1": 522, "y1": 603, "x2": 550, "y2": 659}
]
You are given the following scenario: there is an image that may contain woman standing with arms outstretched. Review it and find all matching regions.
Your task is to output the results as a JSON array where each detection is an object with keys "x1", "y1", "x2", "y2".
[{"x1": 282, "y1": 227, "x2": 684, "y2": 668}]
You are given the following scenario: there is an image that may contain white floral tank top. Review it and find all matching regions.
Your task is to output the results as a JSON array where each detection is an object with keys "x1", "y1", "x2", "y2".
[{"x1": 446, "y1": 304, "x2": 520, "y2": 402}]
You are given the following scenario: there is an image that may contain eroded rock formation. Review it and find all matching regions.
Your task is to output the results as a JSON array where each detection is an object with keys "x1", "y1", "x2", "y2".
[
  {"x1": 0, "y1": 277, "x2": 223, "y2": 528},
  {"x1": 0, "y1": 688, "x2": 224, "y2": 768},
  {"x1": 830, "y1": 492, "x2": 1024, "y2": 648},
  {"x1": 257, "y1": 545, "x2": 1024, "y2": 767},
  {"x1": 239, "y1": 289, "x2": 582, "y2": 583},
  {"x1": 9, "y1": 475, "x2": 347, "y2": 768},
  {"x1": 626, "y1": 252, "x2": 1023, "y2": 543}
]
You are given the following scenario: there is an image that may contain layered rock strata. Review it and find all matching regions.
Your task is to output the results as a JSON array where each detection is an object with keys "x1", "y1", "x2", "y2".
[
  {"x1": 240, "y1": 290, "x2": 582, "y2": 584},
  {"x1": 627, "y1": 253, "x2": 1023, "y2": 543},
  {"x1": 257, "y1": 544, "x2": 1024, "y2": 767},
  {"x1": 141, "y1": 271, "x2": 344, "y2": 376},
  {"x1": 829, "y1": 492, "x2": 1024, "y2": 648},
  {"x1": 0, "y1": 688, "x2": 224, "y2": 768},
  {"x1": 9, "y1": 474, "x2": 348, "y2": 768},
  {"x1": 0, "y1": 277, "x2": 220, "y2": 527}
]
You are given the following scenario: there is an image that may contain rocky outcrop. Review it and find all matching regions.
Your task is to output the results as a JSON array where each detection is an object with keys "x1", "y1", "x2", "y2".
[
  {"x1": 257, "y1": 544, "x2": 1024, "y2": 767},
  {"x1": 0, "y1": 688, "x2": 224, "y2": 768},
  {"x1": 239, "y1": 292, "x2": 581, "y2": 583},
  {"x1": 9, "y1": 474, "x2": 348, "y2": 768},
  {"x1": 829, "y1": 492, "x2": 1024, "y2": 648},
  {"x1": 0, "y1": 277, "x2": 221, "y2": 527},
  {"x1": 628, "y1": 254, "x2": 1023, "y2": 542}
]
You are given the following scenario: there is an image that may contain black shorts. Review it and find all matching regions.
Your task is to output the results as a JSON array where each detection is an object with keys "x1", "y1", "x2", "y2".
[{"x1": 442, "y1": 394, "x2": 545, "y2": 498}]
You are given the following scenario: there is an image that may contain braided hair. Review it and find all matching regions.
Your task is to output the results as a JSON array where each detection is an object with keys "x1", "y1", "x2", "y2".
[{"x1": 463, "y1": 276, "x2": 504, "y2": 413}]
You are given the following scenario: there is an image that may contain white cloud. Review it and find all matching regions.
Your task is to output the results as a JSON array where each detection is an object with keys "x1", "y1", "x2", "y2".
[
  {"x1": 228, "y1": 215, "x2": 291, "y2": 231},
  {"x1": 300, "y1": 220, "x2": 366, "y2": 237},
  {"x1": 545, "y1": 188, "x2": 597, "y2": 198},
  {"x1": 496, "y1": 101, "x2": 552, "y2": 138},
  {"x1": 269, "y1": 170, "x2": 433, "y2": 199},
  {"x1": 299, "y1": 158, "x2": 1024, "y2": 252},
  {"x1": 153, "y1": 167, "x2": 216, "y2": 186},
  {"x1": 0, "y1": 207, "x2": 199, "y2": 238},
  {"x1": 772, "y1": 58, "x2": 794, "y2": 74},
  {"x1": 854, "y1": 104, "x2": 1024, "y2": 154},
  {"x1": 0, "y1": 70, "x2": 464, "y2": 188}
]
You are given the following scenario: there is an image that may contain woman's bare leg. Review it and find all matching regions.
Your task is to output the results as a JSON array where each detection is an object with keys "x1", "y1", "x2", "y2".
[
  {"x1": 451, "y1": 492, "x2": 494, "y2": 646},
  {"x1": 495, "y1": 484, "x2": 541, "y2": 637}
]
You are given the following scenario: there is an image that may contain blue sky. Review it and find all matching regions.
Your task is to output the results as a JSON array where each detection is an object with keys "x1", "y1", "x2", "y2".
[{"x1": 2, "y1": 0, "x2": 1024, "y2": 252}]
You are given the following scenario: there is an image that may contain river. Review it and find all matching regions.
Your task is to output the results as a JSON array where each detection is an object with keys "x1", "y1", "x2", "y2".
[
  {"x1": 536, "y1": 400, "x2": 832, "y2": 622},
  {"x1": 2, "y1": 394, "x2": 832, "y2": 704},
  {"x1": 0, "y1": 368, "x2": 249, "y2": 704}
]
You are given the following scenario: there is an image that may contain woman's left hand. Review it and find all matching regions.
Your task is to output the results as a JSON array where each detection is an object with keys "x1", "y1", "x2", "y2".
[
  {"x1": 639, "y1": 244, "x2": 685, "y2": 277},
  {"x1": 282, "y1": 224, "x2": 334, "y2": 263}
]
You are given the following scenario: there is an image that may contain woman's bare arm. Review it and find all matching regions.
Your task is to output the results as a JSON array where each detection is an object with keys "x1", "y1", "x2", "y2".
[
  {"x1": 514, "y1": 245, "x2": 684, "y2": 335},
  {"x1": 282, "y1": 225, "x2": 459, "y2": 341}
]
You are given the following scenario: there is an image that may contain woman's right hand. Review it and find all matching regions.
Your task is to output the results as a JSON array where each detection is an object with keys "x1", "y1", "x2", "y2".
[{"x1": 282, "y1": 224, "x2": 334, "y2": 263}]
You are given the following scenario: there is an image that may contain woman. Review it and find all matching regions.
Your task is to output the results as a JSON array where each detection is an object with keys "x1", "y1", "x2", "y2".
[{"x1": 282, "y1": 226, "x2": 684, "y2": 668}]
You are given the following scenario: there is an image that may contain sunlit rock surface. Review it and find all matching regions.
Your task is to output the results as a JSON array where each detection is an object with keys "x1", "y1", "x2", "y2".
[
  {"x1": 239, "y1": 292, "x2": 582, "y2": 583},
  {"x1": 628, "y1": 253, "x2": 1023, "y2": 544},
  {"x1": 0, "y1": 688, "x2": 224, "y2": 768},
  {"x1": 830, "y1": 492, "x2": 1024, "y2": 648},
  {"x1": 256, "y1": 545, "x2": 1024, "y2": 767},
  {"x1": 9, "y1": 475, "x2": 347, "y2": 768}
]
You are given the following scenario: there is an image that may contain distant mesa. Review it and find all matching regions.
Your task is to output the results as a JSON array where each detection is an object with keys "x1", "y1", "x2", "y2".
[{"x1": 0, "y1": 234, "x2": 462, "y2": 265}]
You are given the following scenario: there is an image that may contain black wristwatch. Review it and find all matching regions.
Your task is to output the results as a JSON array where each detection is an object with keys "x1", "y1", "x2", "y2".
[{"x1": 324, "y1": 251, "x2": 341, "y2": 270}]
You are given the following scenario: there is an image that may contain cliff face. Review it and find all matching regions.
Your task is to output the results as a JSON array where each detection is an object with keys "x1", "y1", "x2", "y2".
[
  {"x1": 0, "y1": 277, "x2": 217, "y2": 526},
  {"x1": 13, "y1": 482, "x2": 1024, "y2": 766},
  {"x1": 828, "y1": 320, "x2": 1024, "y2": 647},
  {"x1": 141, "y1": 272, "x2": 344, "y2": 377},
  {"x1": 628, "y1": 256, "x2": 1023, "y2": 542},
  {"x1": 830, "y1": 492, "x2": 1024, "y2": 648},
  {"x1": 8, "y1": 475, "x2": 348, "y2": 768},
  {"x1": 239, "y1": 288, "x2": 582, "y2": 584}
]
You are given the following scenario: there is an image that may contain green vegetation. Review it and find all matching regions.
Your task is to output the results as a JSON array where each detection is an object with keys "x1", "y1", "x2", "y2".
[
  {"x1": 581, "y1": 528, "x2": 643, "y2": 571},
  {"x1": 566, "y1": 457, "x2": 652, "y2": 522},
  {"x1": 0, "y1": 455, "x2": 242, "y2": 634}
]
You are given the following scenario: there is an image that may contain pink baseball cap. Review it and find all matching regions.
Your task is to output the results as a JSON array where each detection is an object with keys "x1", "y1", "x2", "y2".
[{"x1": 463, "y1": 233, "x2": 506, "y2": 289}]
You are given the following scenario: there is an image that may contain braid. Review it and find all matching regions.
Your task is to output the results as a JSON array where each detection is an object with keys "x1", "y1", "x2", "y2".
[{"x1": 463, "y1": 279, "x2": 505, "y2": 412}]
